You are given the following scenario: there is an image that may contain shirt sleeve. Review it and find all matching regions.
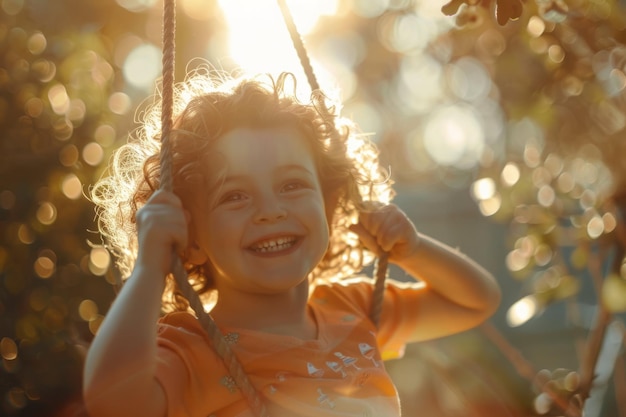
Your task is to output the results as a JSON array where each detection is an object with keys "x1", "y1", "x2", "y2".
[
  {"x1": 376, "y1": 281, "x2": 422, "y2": 360},
  {"x1": 155, "y1": 312, "x2": 242, "y2": 417}
]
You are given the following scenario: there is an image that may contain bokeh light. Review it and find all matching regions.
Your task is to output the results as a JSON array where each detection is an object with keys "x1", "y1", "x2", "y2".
[
  {"x1": 78, "y1": 299, "x2": 99, "y2": 322},
  {"x1": 48, "y1": 84, "x2": 70, "y2": 115},
  {"x1": 88, "y1": 246, "x2": 111, "y2": 276},
  {"x1": 94, "y1": 124, "x2": 117, "y2": 147},
  {"x1": 61, "y1": 174, "x2": 82, "y2": 200},
  {"x1": 501, "y1": 163, "x2": 521, "y2": 186},
  {"x1": 477, "y1": 194, "x2": 502, "y2": 217},
  {"x1": 59, "y1": 144, "x2": 79, "y2": 167},
  {"x1": 379, "y1": 12, "x2": 439, "y2": 54},
  {"x1": 26, "y1": 32, "x2": 46, "y2": 55},
  {"x1": 36, "y1": 202, "x2": 57, "y2": 225},
  {"x1": 423, "y1": 105, "x2": 485, "y2": 168},
  {"x1": 17, "y1": 224, "x2": 35, "y2": 245},
  {"x1": 534, "y1": 392, "x2": 552, "y2": 415},
  {"x1": 0, "y1": 337, "x2": 18, "y2": 360},
  {"x1": 34, "y1": 255, "x2": 55, "y2": 279},
  {"x1": 108, "y1": 92, "x2": 131, "y2": 115},
  {"x1": 397, "y1": 55, "x2": 444, "y2": 114},
  {"x1": 122, "y1": 43, "x2": 162, "y2": 91},
  {"x1": 180, "y1": 0, "x2": 219, "y2": 21},
  {"x1": 602, "y1": 274, "x2": 626, "y2": 312},
  {"x1": 115, "y1": 0, "x2": 156, "y2": 13},
  {"x1": 89, "y1": 315, "x2": 105, "y2": 335},
  {"x1": 507, "y1": 295, "x2": 539, "y2": 327},
  {"x1": 82, "y1": 142, "x2": 104, "y2": 166},
  {"x1": 1, "y1": 0, "x2": 24, "y2": 15},
  {"x1": 506, "y1": 247, "x2": 530, "y2": 273},
  {"x1": 471, "y1": 177, "x2": 496, "y2": 200},
  {"x1": 31, "y1": 58, "x2": 56, "y2": 82},
  {"x1": 6, "y1": 387, "x2": 26, "y2": 411},
  {"x1": 52, "y1": 118, "x2": 74, "y2": 141},
  {"x1": 67, "y1": 99, "x2": 86, "y2": 123},
  {"x1": 446, "y1": 57, "x2": 492, "y2": 102}
]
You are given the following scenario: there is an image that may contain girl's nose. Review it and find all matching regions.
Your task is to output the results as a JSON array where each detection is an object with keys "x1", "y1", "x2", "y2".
[{"x1": 253, "y1": 196, "x2": 287, "y2": 223}]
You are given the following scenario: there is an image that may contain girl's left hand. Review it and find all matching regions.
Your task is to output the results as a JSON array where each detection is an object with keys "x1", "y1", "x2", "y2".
[{"x1": 348, "y1": 203, "x2": 420, "y2": 264}]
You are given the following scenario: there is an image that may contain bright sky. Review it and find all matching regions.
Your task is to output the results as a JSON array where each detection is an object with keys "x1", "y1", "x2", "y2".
[
  {"x1": 120, "y1": 0, "x2": 339, "y2": 97},
  {"x1": 118, "y1": 0, "x2": 492, "y2": 171},
  {"x1": 217, "y1": 0, "x2": 338, "y2": 96}
]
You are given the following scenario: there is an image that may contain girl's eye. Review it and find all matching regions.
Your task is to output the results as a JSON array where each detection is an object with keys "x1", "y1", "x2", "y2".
[
  {"x1": 220, "y1": 191, "x2": 246, "y2": 204},
  {"x1": 282, "y1": 181, "x2": 306, "y2": 192}
]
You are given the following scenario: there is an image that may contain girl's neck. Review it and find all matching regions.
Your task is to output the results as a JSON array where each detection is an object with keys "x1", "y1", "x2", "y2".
[{"x1": 210, "y1": 280, "x2": 317, "y2": 339}]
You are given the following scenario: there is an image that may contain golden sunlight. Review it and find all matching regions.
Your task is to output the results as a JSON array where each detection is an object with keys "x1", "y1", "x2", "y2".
[{"x1": 217, "y1": 0, "x2": 338, "y2": 96}]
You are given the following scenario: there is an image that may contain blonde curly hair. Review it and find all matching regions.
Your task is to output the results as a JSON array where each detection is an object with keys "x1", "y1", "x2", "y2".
[{"x1": 91, "y1": 67, "x2": 393, "y2": 312}]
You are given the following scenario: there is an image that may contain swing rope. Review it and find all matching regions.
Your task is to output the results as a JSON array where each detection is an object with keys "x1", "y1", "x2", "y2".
[
  {"x1": 159, "y1": 1, "x2": 267, "y2": 416},
  {"x1": 275, "y1": 0, "x2": 389, "y2": 327},
  {"x1": 158, "y1": 2, "x2": 388, "y2": 416}
]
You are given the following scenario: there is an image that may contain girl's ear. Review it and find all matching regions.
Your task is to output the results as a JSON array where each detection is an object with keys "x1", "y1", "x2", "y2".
[
  {"x1": 324, "y1": 188, "x2": 341, "y2": 225},
  {"x1": 187, "y1": 242, "x2": 208, "y2": 265},
  {"x1": 184, "y1": 208, "x2": 209, "y2": 265}
]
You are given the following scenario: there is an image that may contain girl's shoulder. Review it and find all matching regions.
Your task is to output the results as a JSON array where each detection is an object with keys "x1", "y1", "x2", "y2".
[
  {"x1": 310, "y1": 276, "x2": 375, "y2": 315},
  {"x1": 157, "y1": 310, "x2": 208, "y2": 339},
  {"x1": 159, "y1": 310, "x2": 198, "y2": 324}
]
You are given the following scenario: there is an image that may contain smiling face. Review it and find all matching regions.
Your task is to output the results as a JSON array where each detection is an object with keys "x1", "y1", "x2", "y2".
[{"x1": 188, "y1": 126, "x2": 330, "y2": 297}]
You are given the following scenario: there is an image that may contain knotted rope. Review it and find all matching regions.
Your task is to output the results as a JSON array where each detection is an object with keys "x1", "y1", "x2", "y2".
[
  {"x1": 159, "y1": 1, "x2": 267, "y2": 416},
  {"x1": 275, "y1": 0, "x2": 389, "y2": 327}
]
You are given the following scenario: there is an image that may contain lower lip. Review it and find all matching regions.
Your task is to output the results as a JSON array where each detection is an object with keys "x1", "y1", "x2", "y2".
[{"x1": 247, "y1": 238, "x2": 302, "y2": 258}]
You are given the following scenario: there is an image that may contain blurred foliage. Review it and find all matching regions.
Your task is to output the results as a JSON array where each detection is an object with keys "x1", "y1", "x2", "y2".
[
  {"x1": 0, "y1": 1, "x2": 126, "y2": 415},
  {"x1": 1, "y1": 0, "x2": 626, "y2": 416}
]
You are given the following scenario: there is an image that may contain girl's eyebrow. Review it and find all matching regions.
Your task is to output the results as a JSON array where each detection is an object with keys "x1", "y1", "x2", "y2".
[
  {"x1": 274, "y1": 164, "x2": 316, "y2": 178},
  {"x1": 210, "y1": 164, "x2": 315, "y2": 192},
  {"x1": 220, "y1": 164, "x2": 315, "y2": 181}
]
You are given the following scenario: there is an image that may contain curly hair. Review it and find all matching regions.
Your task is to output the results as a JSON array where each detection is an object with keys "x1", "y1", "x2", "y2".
[{"x1": 91, "y1": 66, "x2": 393, "y2": 312}]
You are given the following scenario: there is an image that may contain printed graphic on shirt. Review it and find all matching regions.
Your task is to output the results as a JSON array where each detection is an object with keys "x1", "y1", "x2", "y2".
[
  {"x1": 220, "y1": 375, "x2": 238, "y2": 393},
  {"x1": 326, "y1": 360, "x2": 347, "y2": 378},
  {"x1": 307, "y1": 362, "x2": 324, "y2": 377},
  {"x1": 341, "y1": 314, "x2": 356, "y2": 322},
  {"x1": 334, "y1": 351, "x2": 361, "y2": 371},
  {"x1": 359, "y1": 343, "x2": 380, "y2": 367},
  {"x1": 316, "y1": 388, "x2": 335, "y2": 409}
]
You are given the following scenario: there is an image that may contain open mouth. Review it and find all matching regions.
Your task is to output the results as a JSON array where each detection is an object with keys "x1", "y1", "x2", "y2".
[{"x1": 249, "y1": 236, "x2": 298, "y2": 253}]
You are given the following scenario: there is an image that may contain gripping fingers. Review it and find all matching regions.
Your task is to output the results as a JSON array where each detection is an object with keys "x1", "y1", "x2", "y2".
[
  {"x1": 352, "y1": 204, "x2": 419, "y2": 259},
  {"x1": 136, "y1": 190, "x2": 189, "y2": 258}
]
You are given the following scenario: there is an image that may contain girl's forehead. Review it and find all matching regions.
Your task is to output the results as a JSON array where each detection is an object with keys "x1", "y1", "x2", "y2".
[{"x1": 209, "y1": 127, "x2": 317, "y2": 169}]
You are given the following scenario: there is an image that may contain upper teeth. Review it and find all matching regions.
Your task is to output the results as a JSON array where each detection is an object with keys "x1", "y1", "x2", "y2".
[{"x1": 253, "y1": 237, "x2": 295, "y2": 251}]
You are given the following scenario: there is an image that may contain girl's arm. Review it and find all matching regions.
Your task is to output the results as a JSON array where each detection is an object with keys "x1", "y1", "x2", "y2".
[
  {"x1": 350, "y1": 204, "x2": 501, "y2": 342},
  {"x1": 393, "y1": 232, "x2": 501, "y2": 342},
  {"x1": 83, "y1": 190, "x2": 187, "y2": 417}
]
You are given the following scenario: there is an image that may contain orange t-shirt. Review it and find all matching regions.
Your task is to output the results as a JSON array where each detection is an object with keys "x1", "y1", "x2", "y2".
[{"x1": 155, "y1": 277, "x2": 421, "y2": 417}]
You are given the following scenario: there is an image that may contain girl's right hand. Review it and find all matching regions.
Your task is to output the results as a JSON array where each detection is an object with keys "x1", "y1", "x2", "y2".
[{"x1": 135, "y1": 190, "x2": 189, "y2": 278}]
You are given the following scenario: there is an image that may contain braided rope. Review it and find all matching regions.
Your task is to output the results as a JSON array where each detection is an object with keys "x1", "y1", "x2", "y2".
[
  {"x1": 159, "y1": 1, "x2": 267, "y2": 416},
  {"x1": 276, "y1": 0, "x2": 319, "y2": 91},
  {"x1": 370, "y1": 253, "x2": 388, "y2": 327},
  {"x1": 275, "y1": 0, "x2": 389, "y2": 327}
]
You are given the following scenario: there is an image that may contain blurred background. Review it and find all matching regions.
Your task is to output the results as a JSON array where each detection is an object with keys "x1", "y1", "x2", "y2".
[{"x1": 1, "y1": 0, "x2": 625, "y2": 416}]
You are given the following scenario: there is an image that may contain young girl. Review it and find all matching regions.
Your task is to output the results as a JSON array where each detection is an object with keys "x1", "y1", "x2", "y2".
[{"x1": 83, "y1": 69, "x2": 501, "y2": 417}]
